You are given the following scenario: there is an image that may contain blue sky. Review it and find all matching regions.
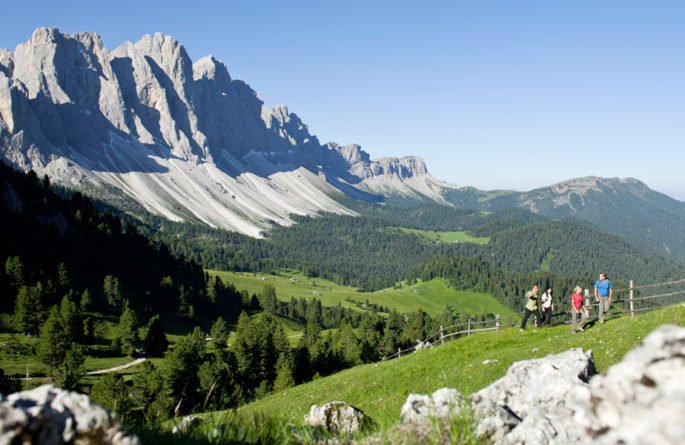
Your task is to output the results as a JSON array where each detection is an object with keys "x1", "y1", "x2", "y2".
[{"x1": 2, "y1": 1, "x2": 684, "y2": 200}]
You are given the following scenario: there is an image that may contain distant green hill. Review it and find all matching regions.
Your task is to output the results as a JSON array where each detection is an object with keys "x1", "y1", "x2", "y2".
[
  {"x1": 454, "y1": 177, "x2": 685, "y2": 266},
  {"x1": 213, "y1": 305, "x2": 685, "y2": 429},
  {"x1": 208, "y1": 270, "x2": 515, "y2": 317}
]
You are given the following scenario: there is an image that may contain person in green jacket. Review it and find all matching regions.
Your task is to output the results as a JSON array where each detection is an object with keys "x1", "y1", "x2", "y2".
[{"x1": 520, "y1": 284, "x2": 540, "y2": 332}]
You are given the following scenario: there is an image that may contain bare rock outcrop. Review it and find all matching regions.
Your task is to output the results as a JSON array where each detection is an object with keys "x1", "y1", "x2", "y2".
[
  {"x1": 571, "y1": 324, "x2": 685, "y2": 445},
  {"x1": 0, "y1": 384, "x2": 139, "y2": 445},
  {"x1": 471, "y1": 347, "x2": 596, "y2": 444},
  {"x1": 304, "y1": 401, "x2": 368, "y2": 436},
  {"x1": 397, "y1": 324, "x2": 685, "y2": 445}
]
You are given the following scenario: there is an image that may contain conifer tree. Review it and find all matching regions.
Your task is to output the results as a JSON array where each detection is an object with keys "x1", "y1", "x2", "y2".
[
  {"x1": 164, "y1": 327, "x2": 206, "y2": 413},
  {"x1": 143, "y1": 315, "x2": 168, "y2": 357},
  {"x1": 90, "y1": 373, "x2": 134, "y2": 423},
  {"x1": 103, "y1": 275, "x2": 123, "y2": 310},
  {"x1": 114, "y1": 301, "x2": 139, "y2": 356},
  {"x1": 60, "y1": 295, "x2": 82, "y2": 344},
  {"x1": 259, "y1": 284, "x2": 277, "y2": 315},
  {"x1": 5, "y1": 256, "x2": 25, "y2": 288},
  {"x1": 273, "y1": 353, "x2": 295, "y2": 392},
  {"x1": 14, "y1": 285, "x2": 42, "y2": 334},
  {"x1": 210, "y1": 316, "x2": 228, "y2": 348},
  {"x1": 80, "y1": 289, "x2": 92, "y2": 312},
  {"x1": 37, "y1": 306, "x2": 84, "y2": 389}
]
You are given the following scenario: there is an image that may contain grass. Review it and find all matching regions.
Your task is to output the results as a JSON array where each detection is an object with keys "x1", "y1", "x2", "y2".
[
  {"x1": 210, "y1": 304, "x2": 685, "y2": 430},
  {"x1": 387, "y1": 227, "x2": 490, "y2": 245},
  {"x1": 208, "y1": 270, "x2": 514, "y2": 317}
]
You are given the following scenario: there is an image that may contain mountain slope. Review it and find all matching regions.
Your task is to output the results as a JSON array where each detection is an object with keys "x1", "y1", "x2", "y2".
[
  {"x1": 470, "y1": 177, "x2": 685, "y2": 264},
  {"x1": 0, "y1": 28, "x2": 444, "y2": 236}
]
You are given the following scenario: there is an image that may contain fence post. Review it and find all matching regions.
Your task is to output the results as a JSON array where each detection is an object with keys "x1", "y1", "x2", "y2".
[
  {"x1": 496, "y1": 315, "x2": 501, "y2": 331},
  {"x1": 629, "y1": 280, "x2": 635, "y2": 317},
  {"x1": 440, "y1": 325, "x2": 444, "y2": 345},
  {"x1": 398, "y1": 347, "x2": 401, "y2": 358},
  {"x1": 467, "y1": 318, "x2": 471, "y2": 335}
]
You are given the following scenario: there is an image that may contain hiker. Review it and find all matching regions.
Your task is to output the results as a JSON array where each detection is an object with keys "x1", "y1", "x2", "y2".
[
  {"x1": 571, "y1": 286, "x2": 589, "y2": 333},
  {"x1": 520, "y1": 284, "x2": 540, "y2": 331},
  {"x1": 594, "y1": 272, "x2": 613, "y2": 324},
  {"x1": 540, "y1": 287, "x2": 553, "y2": 326}
]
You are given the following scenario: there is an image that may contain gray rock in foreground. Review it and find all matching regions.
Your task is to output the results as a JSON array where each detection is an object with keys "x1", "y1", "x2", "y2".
[
  {"x1": 399, "y1": 387, "x2": 466, "y2": 427},
  {"x1": 0, "y1": 384, "x2": 139, "y2": 445},
  {"x1": 304, "y1": 401, "x2": 367, "y2": 436},
  {"x1": 397, "y1": 324, "x2": 685, "y2": 445},
  {"x1": 571, "y1": 324, "x2": 685, "y2": 445},
  {"x1": 471, "y1": 347, "x2": 596, "y2": 444}
]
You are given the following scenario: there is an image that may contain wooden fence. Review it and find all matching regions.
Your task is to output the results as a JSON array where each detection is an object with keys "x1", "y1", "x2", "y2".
[{"x1": 381, "y1": 278, "x2": 685, "y2": 361}]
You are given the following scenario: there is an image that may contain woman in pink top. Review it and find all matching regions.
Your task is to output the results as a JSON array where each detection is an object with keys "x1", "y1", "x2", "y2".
[{"x1": 571, "y1": 286, "x2": 589, "y2": 334}]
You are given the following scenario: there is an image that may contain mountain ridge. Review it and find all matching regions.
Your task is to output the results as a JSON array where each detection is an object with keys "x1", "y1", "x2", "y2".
[
  {"x1": 1, "y1": 27, "x2": 684, "y2": 264},
  {"x1": 0, "y1": 28, "x2": 444, "y2": 235}
]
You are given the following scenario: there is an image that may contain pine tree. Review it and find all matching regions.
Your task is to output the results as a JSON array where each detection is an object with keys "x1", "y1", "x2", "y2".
[
  {"x1": 37, "y1": 306, "x2": 69, "y2": 371},
  {"x1": 52, "y1": 345, "x2": 85, "y2": 390},
  {"x1": 57, "y1": 262, "x2": 70, "y2": 291},
  {"x1": 259, "y1": 284, "x2": 277, "y2": 315},
  {"x1": 14, "y1": 285, "x2": 42, "y2": 334},
  {"x1": 90, "y1": 373, "x2": 134, "y2": 424},
  {"x1": 103, "y1": 275, "x2": 123, "y2": 310},
  {"x1": 60, "y1": 295, "x2": 82, "y2": 344},
  {"x1": 37, "y1": 306, "x2": 84, "y2": 389},
  {"x1": 143, "y1": 315, "x2": 168, "y2": 357},
  {"x1": 114, "y1": 301, "x2": 139, "y2": 356},
  {"x1": 164, "y1": 327, "x2": 206, "y2": 413},
  {"x1": 79, "y1": 289, "x2": 92, "y2": 312},
  {"x1": 210, "y1": 316, "x2": 228, "y2": 348},
  {"x1": 4, "y1": 256, "x2": 25, "y2": 288},
  {"x1": 273, "y1": 353, "x2": 295, "y2": 392}
]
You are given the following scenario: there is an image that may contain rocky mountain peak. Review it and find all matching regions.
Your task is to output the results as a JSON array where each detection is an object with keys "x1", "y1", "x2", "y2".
[
  {"x1": 133, "y1": 32, "x2": 193, "y2": 83},
  {"x1": 27, "y1": 27, "x2": 62, "y2": 45},
  {"x1": 0, "y1": 27, "x2": 448, "y2": 235},
  {"x1": 328, "y1": 143, "x2": 370, "y2": 165},
  {"x1": 193, "y1": 55, "x2": 231, "y2": 84},
  {"x1": 374, "y1": 156, "x2": 429, "y2": 178}
]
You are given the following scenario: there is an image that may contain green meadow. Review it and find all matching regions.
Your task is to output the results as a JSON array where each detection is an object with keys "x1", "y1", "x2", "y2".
[
  {"x1": 208, "y1": 270, "x2": 513, "y2": 317},
  {"x1": 388, "y1": 227, "x2": 490, "y2": 245},
  {"x1": 214, "y1": 304, "x2": 685, "y2": 429}
]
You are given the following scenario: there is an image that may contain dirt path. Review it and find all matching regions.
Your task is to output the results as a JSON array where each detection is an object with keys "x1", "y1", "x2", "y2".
[{"x1": 85, "y1": 358, "x2": 147, "y2": 376}]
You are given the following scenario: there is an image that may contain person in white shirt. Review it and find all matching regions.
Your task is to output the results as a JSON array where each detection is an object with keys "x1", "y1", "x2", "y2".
[{"x1": 540, "y1": 287, "x2": 553, "y2": 326}]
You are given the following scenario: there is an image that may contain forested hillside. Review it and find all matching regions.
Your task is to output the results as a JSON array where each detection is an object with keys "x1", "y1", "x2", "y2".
[
  {"x1": 128, "y1": 203, "x2": 684, "y2": 295},
  {"x1": 0, "y1": 162, "x2": 213, "y2": 320}
]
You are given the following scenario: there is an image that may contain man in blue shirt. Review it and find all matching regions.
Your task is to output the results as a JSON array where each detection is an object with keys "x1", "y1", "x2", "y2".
[{"x1": 594, "y1": 273, "x2": 613, "y2": 324}]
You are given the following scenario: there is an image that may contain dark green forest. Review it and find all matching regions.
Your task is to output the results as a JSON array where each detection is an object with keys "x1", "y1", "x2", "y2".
[{"x1": 129, "y1": 202, "x2": 683, "y2": 293}]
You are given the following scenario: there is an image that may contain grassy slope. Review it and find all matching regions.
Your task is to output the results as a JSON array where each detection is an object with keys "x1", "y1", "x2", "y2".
[
  {"x1": 391, "y1": 228, "x2": 490, "y2": 245},
  {"x1": 208, "y1": 270, "x2": 514, "y2": 317},
  {"x1": 224, "y1": 305, "x2": 685, "y2": 428}
]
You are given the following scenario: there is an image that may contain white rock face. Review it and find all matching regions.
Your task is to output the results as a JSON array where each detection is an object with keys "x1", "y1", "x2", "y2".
[
  {"x1": 0, "y1": 384, "x2": 139, "y2": 445},
  {"x1": 0, "y1": 27, "x2": 457, "y2": 236}
]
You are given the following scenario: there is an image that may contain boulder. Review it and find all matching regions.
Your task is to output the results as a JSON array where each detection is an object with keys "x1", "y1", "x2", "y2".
[
  {"x1": 571, "y1": 324, "x2": 685, "y2": 445},
  {"x1": 304, "y1": 401, "x2": 367, "y2": 436},
  {"x1": 399, "y1": 387, "x2": 466, "y2": 426},
  {"x1": 471, "y1": 348, "x2": 596, "y2": 444},
  {"x1": 0, "y1": 384, "x2": 139, "y2": 445},
  {"x1": 395, "y1": 325, "x2": 685, "y2": 445}
]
